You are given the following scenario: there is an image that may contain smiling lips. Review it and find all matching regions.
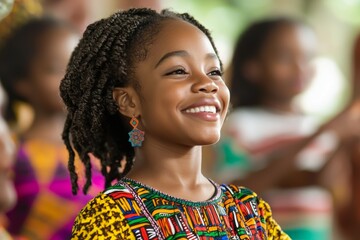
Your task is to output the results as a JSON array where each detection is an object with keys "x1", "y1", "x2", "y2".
[
  {"x1": 185, "y1": 105, "x2": 217, "y2": 114},
  {"x1": 183, "y1": 104, "x2": 220, "y2": 122}
]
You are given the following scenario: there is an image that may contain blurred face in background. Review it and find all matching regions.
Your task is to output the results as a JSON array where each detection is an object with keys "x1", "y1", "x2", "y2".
[
  {"x1": 253, "y1": 23, "x2": 317, "y2": 102},
  {"x1": 18, "y1": 27, "x2": 78, "y2": 115}
]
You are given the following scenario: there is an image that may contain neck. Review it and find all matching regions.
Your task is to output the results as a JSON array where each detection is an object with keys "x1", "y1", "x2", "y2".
[{"x1": 127, "y1": 137, "x2": 206, "y2": 189}]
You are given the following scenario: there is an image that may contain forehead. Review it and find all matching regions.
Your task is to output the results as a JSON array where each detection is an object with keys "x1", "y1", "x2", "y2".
[
  {"x1": 146, "y1": 19, "x2": 216, "y2": 58},
  {"x1": 266, "y1": 24, "x2": 316, "y2": 51}
]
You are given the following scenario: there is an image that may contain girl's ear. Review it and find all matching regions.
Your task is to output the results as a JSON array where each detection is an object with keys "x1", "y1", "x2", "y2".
[{"x1": 112, "y1": 87, "x2": 141, "y2": 117}]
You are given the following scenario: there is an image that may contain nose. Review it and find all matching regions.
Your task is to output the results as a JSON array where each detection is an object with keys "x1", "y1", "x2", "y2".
[{"x1": 191, "y1": 74, "x2": 219, "y2": 94}]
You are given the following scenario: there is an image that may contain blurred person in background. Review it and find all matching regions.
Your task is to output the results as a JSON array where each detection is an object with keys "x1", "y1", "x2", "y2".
[
  {"x1": 210, "y1": 17, "x2": 360, "y2": 240},
  {"x1": 335, "y1": 33, "x2": 360, "y2": 240},
  {"x1": 42, "y1": 0, "x2": 90, "y2": 33},
  {"x1": 0, "y1": 84, "x2": 16, "y2": 240},
  {"x1": 0, "y1": 2, "x2": 18, "y2": 239},
  {"x1": 0, "y1": 17, "x2": 104, "y2": 240},
  {"x1": 0, "y1": 0, "x2": 92, "y2": 37}
]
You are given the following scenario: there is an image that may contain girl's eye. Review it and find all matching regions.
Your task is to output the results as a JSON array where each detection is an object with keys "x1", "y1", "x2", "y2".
[
  {"x1": 165, "y1": 68, "x2": 188, "y2": 76},
  {"x1": 208, "y1": 69, "x2": 223, "y2": 77}
]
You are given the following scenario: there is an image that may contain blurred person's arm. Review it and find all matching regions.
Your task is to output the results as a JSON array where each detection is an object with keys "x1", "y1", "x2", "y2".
[{"x1": 231, "y1": 100, "x2": 360, "y2": 193}]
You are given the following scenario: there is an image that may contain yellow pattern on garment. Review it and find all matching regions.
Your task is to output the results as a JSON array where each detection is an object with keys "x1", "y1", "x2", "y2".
[
  {"x1": 71, "y1": 194, "x2": 135, "y2": 240},
  {"x1": 259, "y1": 199, "x2": 291, "y2": 240}
]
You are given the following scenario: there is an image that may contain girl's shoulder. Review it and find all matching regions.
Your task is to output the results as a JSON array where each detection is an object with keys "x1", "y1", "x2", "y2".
[
  {"x1": 220, "y1": 184, "x2": 290, "y2": 239},
  {"x1": 220, "y1": 184, "x2": 278, "y2": 220},
  {"x1": 72, "y1": 188, "x2": 135, "y2": 239},
  {"x1": 221, "y1": 184, "x2": 258, "y2": 198},
  {"x1": 220, "y1": 184, "x2": 262, "y2": 211},
  {"x1": 78, "y1": 182, "x2": 135, "y2": 213}
]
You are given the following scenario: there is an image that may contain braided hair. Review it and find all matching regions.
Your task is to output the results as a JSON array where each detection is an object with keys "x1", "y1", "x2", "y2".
[
  {"x1": 60, "y1": 8, "x2": 222, "y2": 195},
  {"x1": 229, "y1": 17, "x2": 304, "y2": 108}
]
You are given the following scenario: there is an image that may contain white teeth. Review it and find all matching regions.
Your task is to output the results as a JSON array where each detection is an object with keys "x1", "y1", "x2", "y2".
[{"x1": 185, "y1": 105, "x2": 217, "y2": 114}]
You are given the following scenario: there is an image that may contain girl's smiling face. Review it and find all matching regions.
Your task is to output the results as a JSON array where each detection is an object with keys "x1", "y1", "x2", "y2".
[{"x1": 133, "y1": 19, "x2": 230, "y2": 147}]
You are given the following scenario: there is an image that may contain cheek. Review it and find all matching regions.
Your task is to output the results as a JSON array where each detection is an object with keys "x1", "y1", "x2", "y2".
[
  {"x1": 272, "y1": 62, "x2": 293, "y2": 79},
  {"x1": 219, "y1": 82, "x2": 230, "y2": 119},
  {"x1": 36, "y1": 76, "x2": 62, "y2": 98},
  {"x1": 262, "y1": 62, "x2": 293, "y2": 90},
  {"x1": 140, "y1": 85, "x2": 179, "y2": 124},
  {"x1": 31, "y1": 63, "x2": 64, "y2": 89}
]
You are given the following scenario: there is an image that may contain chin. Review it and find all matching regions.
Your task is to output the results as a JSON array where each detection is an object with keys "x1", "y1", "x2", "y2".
[{"x1": 197, "y1": 135, "x2": 220, "y2": 146}]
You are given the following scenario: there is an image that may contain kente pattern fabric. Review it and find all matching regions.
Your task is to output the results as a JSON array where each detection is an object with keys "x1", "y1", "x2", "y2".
[
  {"x1": 71, "y1": 178, "x2": 290, "y2": 239},
  {"x1": 6, "y1": 140, "x2": 104, "y2": 240}
]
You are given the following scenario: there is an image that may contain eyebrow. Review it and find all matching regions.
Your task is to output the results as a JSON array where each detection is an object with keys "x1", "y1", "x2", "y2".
[
  {"x1": 155, "y1": 50, "x2": 189, "y2": 68},
  {"x1": 154, "y1": 51, "x2": 220, "y2": 69}
]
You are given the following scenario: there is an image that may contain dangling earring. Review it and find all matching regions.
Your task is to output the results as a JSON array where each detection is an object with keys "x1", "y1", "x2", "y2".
[{"x1": 128, "y1": 116, "x2": 145, "y2": 147}]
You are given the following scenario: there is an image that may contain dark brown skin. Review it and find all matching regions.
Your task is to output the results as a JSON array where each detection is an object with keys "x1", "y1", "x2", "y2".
[{"x1": 112, "y1": 19, "x2": 230, "y2": 202}]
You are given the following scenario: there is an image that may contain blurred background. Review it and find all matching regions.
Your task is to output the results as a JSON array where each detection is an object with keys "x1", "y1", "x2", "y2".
[{"x1": 0, "y1": 0, "x2": 360, "y2": 240}]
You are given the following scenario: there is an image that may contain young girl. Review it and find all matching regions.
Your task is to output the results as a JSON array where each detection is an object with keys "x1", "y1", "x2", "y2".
[
  {"x1": 60, "y1": 8, "x2": 289, "y2": 239},
  {"x1": 0, "y1": 17, "x2": 104, "y2": 239},
  {"x1": 214, "y1": 18, "x2": 360, "y2": 239}
]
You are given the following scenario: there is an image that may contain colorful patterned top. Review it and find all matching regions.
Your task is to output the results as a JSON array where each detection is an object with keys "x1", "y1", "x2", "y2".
[
  {"x1": 71, "y1": 178, "x2": 290, "y2": 239},
  {"x1": 6, "y1": 139, "x2": 104, "y2": 240}
]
